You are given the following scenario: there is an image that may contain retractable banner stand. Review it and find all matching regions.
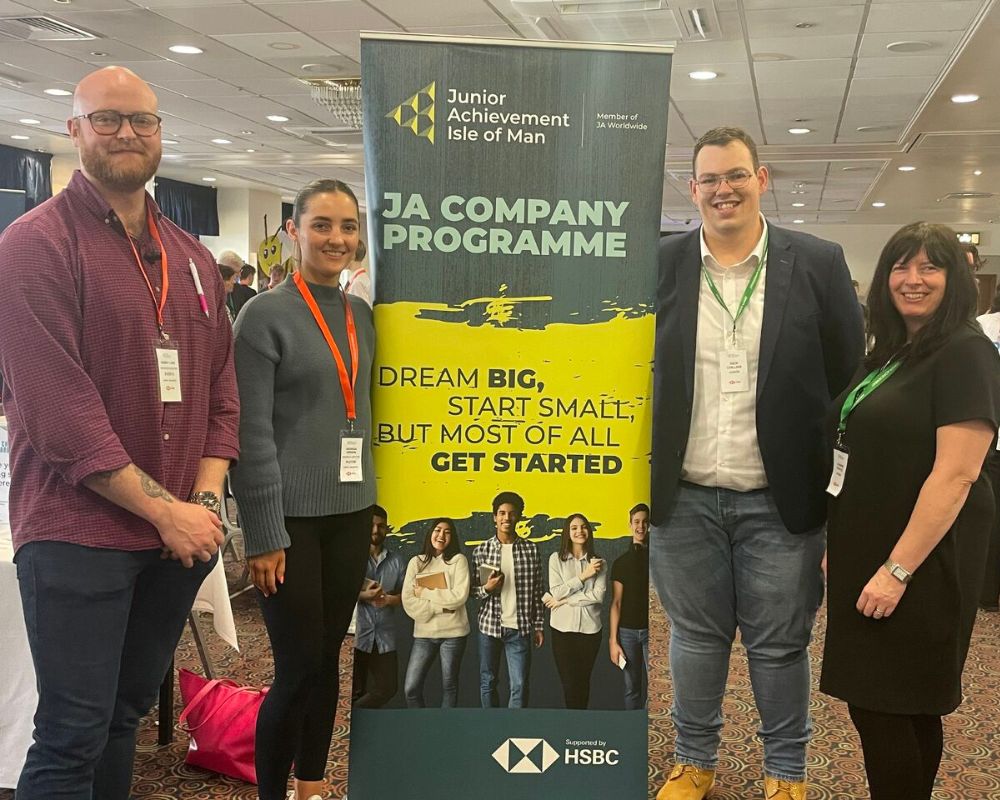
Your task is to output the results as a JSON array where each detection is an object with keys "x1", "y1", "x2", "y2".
[{"x1": 352, "y1": 33, "x2": 670, "y2": 799}]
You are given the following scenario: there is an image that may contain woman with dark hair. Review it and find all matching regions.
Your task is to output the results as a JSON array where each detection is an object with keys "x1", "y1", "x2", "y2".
[
  {"x1": 820, "y1": 222, "x2": 1000, "y2": 800},
  {"x1": 545, "y1": 513, "x2": 607, "y2": 709},
  {"x1": 231, "y1": 178, "x2": 375, "y2": 800},
  {"x1": 401, "y1": 518, "x2": 471, "y2": 707}
]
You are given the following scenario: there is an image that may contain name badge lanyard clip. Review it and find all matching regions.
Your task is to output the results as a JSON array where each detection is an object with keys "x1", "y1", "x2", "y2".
[
  {"x1": 827, "y1": 355, "x2": 902, "y2": 496},
  {"x1": 701, "y1": 228, "x2": 769, "y2": 350},
  {"x1": 293, "y1": 272, "x2": 363, "y2": 482}
]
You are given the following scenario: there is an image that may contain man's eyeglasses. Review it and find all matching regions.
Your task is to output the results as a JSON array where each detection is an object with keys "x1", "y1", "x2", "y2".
[
  {"x1": 75, "y1": 111, "x2": 162, "y2": 137},
  {"x1": 694, "y1": 169, "x2": 755, "y2": 192}
]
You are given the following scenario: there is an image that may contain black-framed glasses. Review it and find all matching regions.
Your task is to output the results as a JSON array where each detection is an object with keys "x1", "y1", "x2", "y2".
[
  {"x1": 694, "y1": 169, "x2": 754, "y2": 192},
  {"x1": 75, "y1": 110, "x2": 162, "y2": 137}
]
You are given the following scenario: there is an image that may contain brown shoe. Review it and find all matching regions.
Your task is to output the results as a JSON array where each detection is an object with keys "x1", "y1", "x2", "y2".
[
  {"x1": 764, "y1": 776, "x2": 808, "y2": 800},
  {"x1": 655, "y1": 764, "x2": 716, "y2": 800}
]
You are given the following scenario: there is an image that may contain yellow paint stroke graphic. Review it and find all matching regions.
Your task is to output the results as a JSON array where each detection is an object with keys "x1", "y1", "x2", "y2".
[{"x1": 373, "y1": 301, "x2": 654, "y2": 539}]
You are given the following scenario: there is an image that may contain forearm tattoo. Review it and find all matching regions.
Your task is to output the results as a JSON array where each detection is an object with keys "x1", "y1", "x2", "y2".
[{"x1": 134, "y1": 465, "x2": 174, "y2": 503}]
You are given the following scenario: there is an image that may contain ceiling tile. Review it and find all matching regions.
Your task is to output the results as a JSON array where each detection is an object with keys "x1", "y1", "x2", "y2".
[
  {"x1": 754, "y1": 57, "x2": 851, "y2": 83},
  {"x1": 153, "y1": 4, "x2": 296, "y2": 35},
  {"x1": 865, "y1": 1, "x2": 984, "y2": 34},
  {"x1": 749, "y1": 34, "x2": 858, "y2": 60},
  {"x1": 257, "y1": 1, "x2": 401, "y2": 32},
  {"x1": 852, "y1": 53, "x2": 949, "y2": 78},
  {"x1": 746, "y1": 5, "x2": 865, "y2": 38}
]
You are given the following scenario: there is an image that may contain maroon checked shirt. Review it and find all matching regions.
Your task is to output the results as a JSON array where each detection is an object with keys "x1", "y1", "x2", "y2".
[{"x1": 0, "y1": 170, "x2": 240, "y2": 552}]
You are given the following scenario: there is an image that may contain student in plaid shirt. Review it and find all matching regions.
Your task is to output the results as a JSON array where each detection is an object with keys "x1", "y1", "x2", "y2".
[{"x1": 473, "y1": 491, "x2": 544, "y2": 707}]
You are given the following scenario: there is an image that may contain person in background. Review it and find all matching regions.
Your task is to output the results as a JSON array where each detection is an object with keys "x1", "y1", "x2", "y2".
[
  {"x1": 651, "y1": 125, "x2": 864, "y2": 800},
  {"x1": 343, "y1": 240, "x2": 372, "y2": 307},
  {"x1": 976, "y1": 288, "x2": 1000, "y2": 612},
  {"x1": 401, "y1": 517, "x2": 471, "y2": 707},
  {"x1": 231, "y1": 263, "x2": 258, "y2": 317},
  {"x1": 265, "y1": 262, "x2": 287, "y2": 291},
  {"x1": 0, "y1": 66, "x2": 238, "y2": 800},
  {"x1": 352, "y1": 505, "x2": 404, "y2": 708},
  {"x1": 545, "y1": 513, "x2": 607, "y2": 710},
  {"x1": 472, "y1": 491, "x2": 544, "y2": 708},
  {"x1": 609, "y1": 503, "x2": 649, "y2": 710},
  {"x1": 218, "y1": 263, "x2": 238, "y2": 322},
  {"x1": 231, "y1": 178, "x2": 375, "y2": 800},
  {"x1": 821, "y1": 222, "x2": 1000, "y2": 800}
]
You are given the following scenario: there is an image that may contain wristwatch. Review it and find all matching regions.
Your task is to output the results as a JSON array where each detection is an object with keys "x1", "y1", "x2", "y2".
[
  {"x1": 883, "y1": 559, "x2": 913, "y2": 584},
  {"x1": 189, "y1": 491, "x2": 222, "y2": 517}
]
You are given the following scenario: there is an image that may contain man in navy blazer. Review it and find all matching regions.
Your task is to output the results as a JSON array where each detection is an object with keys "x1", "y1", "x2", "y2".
[{"x1": 651, "y1": 127, "x2": 863, "y2": 800}]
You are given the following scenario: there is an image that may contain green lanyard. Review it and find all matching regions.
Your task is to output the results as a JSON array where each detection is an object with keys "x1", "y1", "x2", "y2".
[
  {"x1": 836, "y1": 358, "x2": 903, "y2": 444},
  {"x1": 701, "y1": 227, "x2": 769, "y2": 342}
]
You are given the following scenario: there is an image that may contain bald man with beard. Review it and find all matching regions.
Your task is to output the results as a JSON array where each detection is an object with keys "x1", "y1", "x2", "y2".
[{"x1": 0, "y1": 67, "x2": 239, "y2": 799}]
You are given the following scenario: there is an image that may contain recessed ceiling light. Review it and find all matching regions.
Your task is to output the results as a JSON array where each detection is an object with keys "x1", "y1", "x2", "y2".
[
  {"x1": 90, "y1": 51, "x2": 109, "y2": 57},
  {"x1": 18, "y1": 118, "x2": 40, "y2": 125},
  {"x1": 872, "y1": 201, "x2": 886, "y2": 208},
  {"x1": 792, "y1": 202, "x2": 805, "y2": 208},
  {"x1": 169, "y1": 45, "x2": 203, "y2": 55},
  {"x1": 897, "y1": 165, "x2": 916, "y2": 172},
  {"x1": 267, "y1": 114, "x2": 289, "y2": 122},
  {"x1": 44, "y1": 88, "x2": 72, "y2": 96},
  {"x1": 163, "y1": 154, "x2": 181, "y2": 158},
  {"x1": 974, "y1": 169, "x2": 983, "y2": 176},
  {"x1": 202, "y1": 177, "x2": 216, "y2": 182},
  {"x1": 162, "y1": 139, "x2": 179, "y2": 145},
  {"x1": 211, "y1": 138, "x2": 232, "y2": 144},
  {"x1": 788, "y1": 127, "x2": 812, "y2": 135},
  {"x1": 269, "y1": 42, "x2": 299, "y2": 51},
  {"x1": 790, "y1": 190, "x2": 806, "y2": 195},
  {"x1": 793, "y1": 219, "x2": 805, "y2": 224},
  {"x1": 951, "y1": 93, "x2": 979, "y2": 104},
  {"x1": 245, "y1": 148, "x2": 256, "y2": 153},
  {"x1": 794, "y1": 22, "x2": 815, "y2": 29},
  {"x1": 10, "y1": 135, "x2": 29, "y2": 140},
  {"x1": 240, "y1": 129, "x2": 253, "y2": 135},
  {"x1": 689, "y1": 70, "x2": 718, "y2": 80},
  {"x1": 886, "y1": 40, "x2": 933, "y2": 53}
]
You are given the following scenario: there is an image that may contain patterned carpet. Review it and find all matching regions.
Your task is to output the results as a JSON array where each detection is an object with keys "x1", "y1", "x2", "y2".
[
  {"x1": 648, "y1": 593, "x2": 1000, "y2": 799},
  {"x1": 3, "y1": 557, "x2": 998, "y2": 799}
]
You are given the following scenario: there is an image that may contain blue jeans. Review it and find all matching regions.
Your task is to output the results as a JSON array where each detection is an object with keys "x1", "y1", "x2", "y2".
[
  {"x1": 404, "y1": 636, "x2": 468, "y2": 707},
  {"x1": 478, "y1": 628, "x2": 532, "y2": 708},
  {"x1": 618, "y1": 627, "x2": 649, "y2": 710},
  {"x1": 650, "y1": 482, "x2": 824, "y2": 781},
  {"x1": 14, "y1": 541, "x2": 215, "y2": 800}
]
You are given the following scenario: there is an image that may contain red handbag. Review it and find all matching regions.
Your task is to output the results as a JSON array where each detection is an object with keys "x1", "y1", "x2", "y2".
[{"x1": 177, "y1": 668, "x2": 268, "y2": 784}]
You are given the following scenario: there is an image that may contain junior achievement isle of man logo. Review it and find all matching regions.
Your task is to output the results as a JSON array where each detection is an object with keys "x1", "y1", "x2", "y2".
[
  {"x1": 385, "y1": 81, "x2": 436, "y2": 143},
  {"x1": 492, "y1": 738, "x2": 560, "y2": 774}
]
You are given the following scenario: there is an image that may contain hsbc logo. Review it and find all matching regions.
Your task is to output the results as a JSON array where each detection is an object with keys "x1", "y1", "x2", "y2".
[
  {"x1": 491, "y1": 738, "x2": 621, "y2": 774},
  {"x1": 492, "y1": 738, "x2": 560, "y2": 774}
]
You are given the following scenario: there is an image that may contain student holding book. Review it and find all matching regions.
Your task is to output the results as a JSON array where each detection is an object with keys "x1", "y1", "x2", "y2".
[{"x1": 401, "y1": 518, "x2": 471, "y2": 707}]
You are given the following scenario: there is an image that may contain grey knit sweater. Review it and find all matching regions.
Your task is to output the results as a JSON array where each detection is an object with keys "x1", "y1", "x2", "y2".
[{"x1": 230, "y1": 276, "x2": 375, "y2": 556}]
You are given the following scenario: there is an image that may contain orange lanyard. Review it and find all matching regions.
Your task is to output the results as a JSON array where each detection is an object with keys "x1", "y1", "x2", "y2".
[
  {"x1": 293, "y1": 271, "x2": 359, "y2": 421},
  {"x1": 125, "y1": 204, "x2": 169, "y2": 337}
]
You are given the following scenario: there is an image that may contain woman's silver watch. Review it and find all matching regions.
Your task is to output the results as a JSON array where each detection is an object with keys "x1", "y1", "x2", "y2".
[{"x1": 883, "y1": 559, "x2": 913, "y2": 584}]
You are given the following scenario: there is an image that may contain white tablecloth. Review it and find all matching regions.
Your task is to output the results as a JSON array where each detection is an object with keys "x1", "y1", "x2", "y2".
[{"x1": 0, "y1": 421, "x2": 239, "y2": 788}]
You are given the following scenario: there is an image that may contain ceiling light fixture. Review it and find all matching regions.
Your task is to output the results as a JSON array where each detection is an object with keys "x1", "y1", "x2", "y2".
[
  {"x1": 886, "y1": 40, "x2": 933, "y2": 53},
  {"x1": 163, "y1": 154, "x2": 181, "y2": 159},
  {"x1": 689, "y1": 70, "x2": 718, "y2": 80},
  {"x1": 794, "y1": 22, "x2": 814, "y2": 29},
  {"x1": 788, "y1": 127, "x2": 811, "y2": 134},
  {"x1": 44, "y1": 88, "x2": 72, "y2": 96},
  {"x1": 306, "y1": 78, "x2": 363, "y2": 128},
  {"x1": 202, "y1": 177, "x2": 216, "y2": 182},
  {"x1": 162, "y1": 139, "x2": 179, "y2": 145},
  {"x1": 11, "y1": 135, "x2": 29, "y2": 140},
  {"x1": 793, "y1": 219, "x2": 805, "y2": 224},
  {"x1": 856, "y1": 124, "x2": 897, "y2": 132},
  {"x1": 792, "y1": 202, "x2": 805, "y2": 208},
  {"x1": 872, "y1": 201, "x2": 886, "y2": 208},
  {"x1": 245, "y1": 148, "x2": 256, "y2": 153},
  {"x1": 240, "y1": 129, "x2": 253, "y2": 135},
  {"x1": 18, "y1": 118, "x2": 40, "y2": 125},
  {"x1": 211, "y1": 138, "x2": 232, "y2": 144},
  {"x1": 169, "y1": 45, "x2": 203, "y2": 55},
  {"x1": 267, "y1": 114, "x2": 290, "y2": 122},
  {"x1": 974, "y1": 169, "x2": 983, "y2": 176},
  {"x1": 269, "y1": 42, "x2": 299, "y2": 51},
  {"x1": 897, "y1": 166, "x2": 916, "y2": 172},
  {"x1": 951, "y1": 93, "x2": 979, "y2": 104}
]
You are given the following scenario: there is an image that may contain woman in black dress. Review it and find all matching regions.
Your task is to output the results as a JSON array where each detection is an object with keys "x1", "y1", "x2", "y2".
[{"x1": 820, "y1": 222, "x2": 1000, "y2": 800}]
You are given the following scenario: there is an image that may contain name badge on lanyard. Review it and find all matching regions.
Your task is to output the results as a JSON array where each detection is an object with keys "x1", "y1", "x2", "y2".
[
  {"x1": 826, "y1": 444, "x2": 849, "y2": 497},
  {"x1": 721, "y1": 348, "x2": 749, "y2": 393},
  {"x1": 155, "y1": 345, "x2": 182, "y2": 403},
  {"x1": 293, "y1": 272, "x2": 364, "y2": 483}
]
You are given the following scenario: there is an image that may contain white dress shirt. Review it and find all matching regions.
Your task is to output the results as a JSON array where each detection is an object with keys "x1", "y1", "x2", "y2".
[
  {"x1": 548, "y1": 552, "x2": 607, "y2": 634},
  {"x1": 681, "y1": 218, "x2": 769, "y2": 491}
]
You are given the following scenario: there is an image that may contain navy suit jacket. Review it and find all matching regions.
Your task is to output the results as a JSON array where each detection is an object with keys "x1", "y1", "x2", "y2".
[{"x1": 650, "y1": 224, "x2": 865, "y2": 533}]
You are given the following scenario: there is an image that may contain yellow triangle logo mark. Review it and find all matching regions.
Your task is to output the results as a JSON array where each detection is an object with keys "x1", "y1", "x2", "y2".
[{"x1": 385, "y1": 81, "x2": 436, "y2": 144}]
